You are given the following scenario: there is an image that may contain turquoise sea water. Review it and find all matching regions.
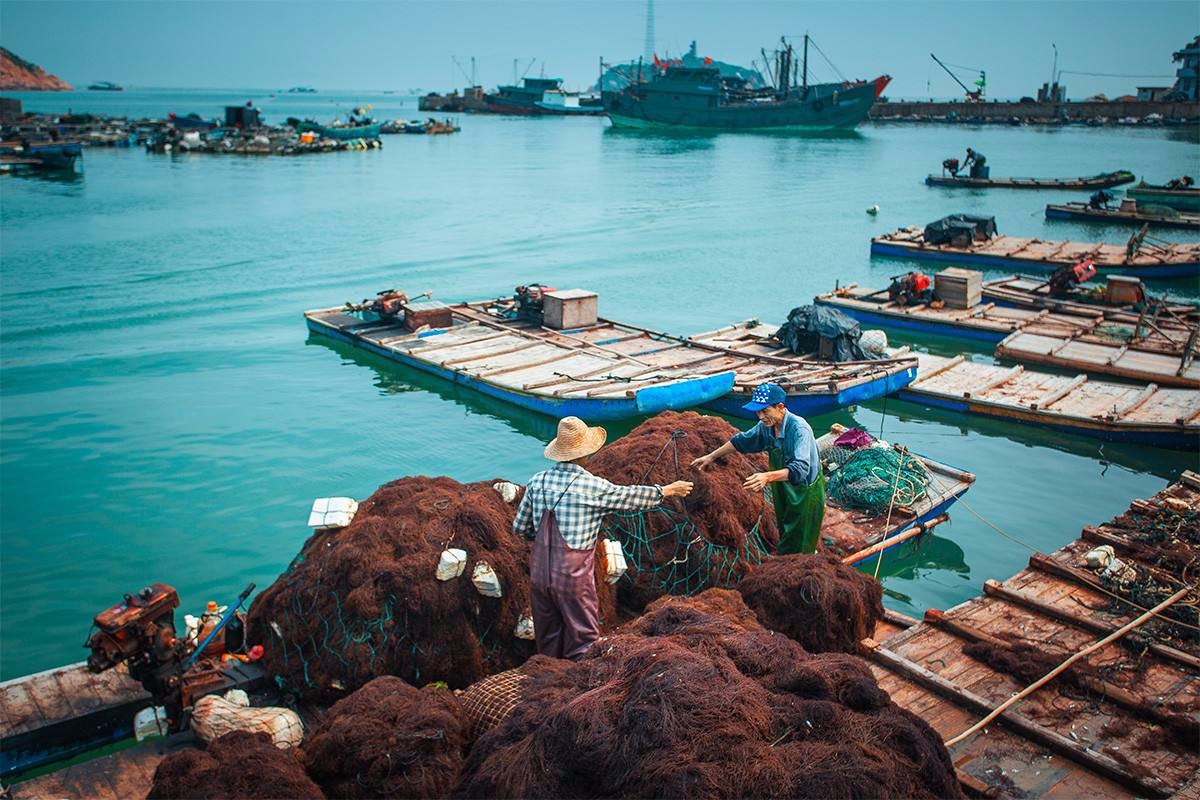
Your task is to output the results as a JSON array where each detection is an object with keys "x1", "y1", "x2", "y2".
[{"x1": 1, "y1": 89, "x2": 1197, "y2": 680}]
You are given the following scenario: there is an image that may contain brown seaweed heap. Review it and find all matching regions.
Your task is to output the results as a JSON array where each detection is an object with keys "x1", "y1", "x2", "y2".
[
  {"x1": 147, "y1": 731, "x2": 323, "y2": 800},
  {"x1": 588, "y1": 410, "x2": 780, "y2": 611},
  {"x1": 458, "y1": 592, "x2": 962, "y2": 799},
  {"x1": 737, "y1": 552, "x2": 885, "y2": 654},
  {"x1": 246, "y1": 477, "x2": 535, "y2": 700},
  {"x1": 303, "y1": 676, "x2": 470, "y2": 799}
]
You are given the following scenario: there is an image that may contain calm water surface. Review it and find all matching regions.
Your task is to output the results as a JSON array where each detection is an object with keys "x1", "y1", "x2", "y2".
[{"x1": 2, "y1": 90, "x2": 1197, "y2": 679}]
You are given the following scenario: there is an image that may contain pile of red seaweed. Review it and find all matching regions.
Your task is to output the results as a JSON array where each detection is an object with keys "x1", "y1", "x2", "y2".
[
  {"x1": 587, "y1": 410, "x2": 779, "y2": 611},
  {"x1": 246, "y1": 477, "x2": 535, "y2": 700},
  {"x1": 303, "y1": 676, "x2": 470, "y2": 799},
  {"x1": 147, "y1": 731, "x2": 323, "y2": 800},
  {"x1": 737, "y1": 553, "x2": 884, "y2": 654},
  {"x1": 458, "y1": 590, "x2": 962, "y2": 799}
]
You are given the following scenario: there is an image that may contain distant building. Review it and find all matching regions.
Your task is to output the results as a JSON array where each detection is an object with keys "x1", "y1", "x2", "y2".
[
  {"x1": 1170, "y1": 35, "x2": 1199, "y2": 101},
  {"x1": 0, "y1": 96, "x2": 22, "y2": 120},
  {"x1": 1136, "y1": 86, "x2": 1170, "y2": 101}
]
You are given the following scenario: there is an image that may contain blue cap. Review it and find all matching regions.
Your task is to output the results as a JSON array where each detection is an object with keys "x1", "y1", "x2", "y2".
[{"x1": 742, "y1": 382, "x2": 786, "y2": 412}]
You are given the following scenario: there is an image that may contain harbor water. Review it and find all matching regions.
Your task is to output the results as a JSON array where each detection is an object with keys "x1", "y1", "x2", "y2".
[{"x1": 1, "y1": 89, "x2": 1197, "y2": 680}]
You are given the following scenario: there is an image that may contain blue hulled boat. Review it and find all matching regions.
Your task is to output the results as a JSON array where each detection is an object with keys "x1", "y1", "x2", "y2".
[{"x1": 304, "y1": 289, "x2": 917, "y2": 422}]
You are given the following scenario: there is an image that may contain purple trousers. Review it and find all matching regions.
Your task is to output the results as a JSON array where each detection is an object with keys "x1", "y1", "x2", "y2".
[{"x1": 531, "y1": 509, "x2": 599, "y2": 660}]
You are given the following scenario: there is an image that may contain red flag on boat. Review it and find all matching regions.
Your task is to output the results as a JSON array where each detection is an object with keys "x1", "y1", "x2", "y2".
[
  {"x1": 653, "y1": 53, "x2": 662, "y2": 69},
  {"x1": 703, "y1": 56, "x2": 713, "y2": 65}
]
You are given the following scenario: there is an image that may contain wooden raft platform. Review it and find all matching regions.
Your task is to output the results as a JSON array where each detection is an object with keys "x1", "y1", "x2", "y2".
[
  {"x1": 996, "y1": 328, "x2": 1198, "y2": 388},
  {"x1": 895, "y1": 351, "x2": 1200, "y2": 450},
  {"x1": 816, "y1": 284, "x2": 1198, "y2": 388},
  {"x1": 871, "y1": 227, "x2": 1200, "y2": 279},
  {"x1": 862, "y1": 472, "x2": 1200, "y2": 799}
]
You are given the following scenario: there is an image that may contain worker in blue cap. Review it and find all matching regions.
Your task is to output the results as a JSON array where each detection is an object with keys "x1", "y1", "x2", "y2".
[{"x1": 691, "y1": 382, "x2": 825, "y2": 554}]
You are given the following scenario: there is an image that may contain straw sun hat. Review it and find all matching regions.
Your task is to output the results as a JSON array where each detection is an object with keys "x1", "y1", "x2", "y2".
[{"x1": 544, "y1": 416, "x2": 607, "y2": 462}]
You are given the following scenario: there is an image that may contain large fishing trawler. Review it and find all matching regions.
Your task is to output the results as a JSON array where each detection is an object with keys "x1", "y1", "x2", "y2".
[{"x1": 602, "y1": 36, "x2": 888, "y2": 131}]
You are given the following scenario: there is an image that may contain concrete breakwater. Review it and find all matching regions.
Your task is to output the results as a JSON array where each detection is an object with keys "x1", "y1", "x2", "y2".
[{"x1": 870, "y1": 99, "x2": 1199, "y2": 125}]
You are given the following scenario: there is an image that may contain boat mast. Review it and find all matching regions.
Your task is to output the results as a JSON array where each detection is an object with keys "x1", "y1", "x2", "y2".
[{"x1": 802, "y1": 34, "x2": 808, "y2": 91}]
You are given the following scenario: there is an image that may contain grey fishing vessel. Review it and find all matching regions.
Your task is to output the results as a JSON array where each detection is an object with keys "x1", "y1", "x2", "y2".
[{"x1": 602, "y1": 36, "x2": 888, "y2": 131}]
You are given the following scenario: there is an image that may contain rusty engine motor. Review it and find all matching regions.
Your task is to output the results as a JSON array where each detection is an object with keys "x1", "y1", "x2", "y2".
[{"x1": 84, "y1": 583, "x2": 233, "y2": 728}]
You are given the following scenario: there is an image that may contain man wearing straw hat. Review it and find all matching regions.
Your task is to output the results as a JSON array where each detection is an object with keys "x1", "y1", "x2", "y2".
[
  {"x1": 514, "y1": 416, "x2": 694, "y2": 660},
  {"x1": 691, "y1": 382, "x2": 825, "y2": 555}
]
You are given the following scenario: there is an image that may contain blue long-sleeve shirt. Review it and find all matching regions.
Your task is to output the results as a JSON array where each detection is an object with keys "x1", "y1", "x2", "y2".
[{"x1": 730, "y1": 411, "x2": 820, "y2": 486}]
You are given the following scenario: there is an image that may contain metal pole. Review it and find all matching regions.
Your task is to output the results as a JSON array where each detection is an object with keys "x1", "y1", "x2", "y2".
[{"x1": 802, "y1": 34, "x2": 808, "y2": 89}]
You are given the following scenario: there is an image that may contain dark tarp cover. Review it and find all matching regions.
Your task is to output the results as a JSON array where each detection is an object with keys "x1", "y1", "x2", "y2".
[
  {"x1": 776, "y1": 305, "x2": 876, "y2": 362},
  {"x1": 923, "y1": 214, "x2": 997, "y2": 245}
]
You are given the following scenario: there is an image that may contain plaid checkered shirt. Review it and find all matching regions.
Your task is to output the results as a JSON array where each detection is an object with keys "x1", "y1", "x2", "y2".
[{"x1": 513, "y1": 461, "x2": 665, "y2": 551}]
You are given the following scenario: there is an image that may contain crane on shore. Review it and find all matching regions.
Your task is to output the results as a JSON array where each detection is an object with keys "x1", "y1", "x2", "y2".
[{"x1": 930, "y1": 53, "x2": 986, "y2": 102}]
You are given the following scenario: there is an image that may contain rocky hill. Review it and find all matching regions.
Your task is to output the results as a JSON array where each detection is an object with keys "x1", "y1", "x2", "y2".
[{"x1": 0, "y1": 47, "x2": 72, "y2": 90}]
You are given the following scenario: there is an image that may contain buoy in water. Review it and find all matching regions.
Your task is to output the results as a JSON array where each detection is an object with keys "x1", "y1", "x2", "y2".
[{"x1": 866, "y1": 205, "x2": 880, "y2": 215}]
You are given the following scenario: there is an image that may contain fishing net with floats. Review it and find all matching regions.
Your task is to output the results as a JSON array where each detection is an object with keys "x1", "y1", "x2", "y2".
[
  {"x1": 246, "y1": 477, "x2": 536, "y2": 702},
  {"x1": 737, "y1": 552, "x2": 885, "y2": 654},
  {"x1": 147, "y1": 731, "x2": 324, "y2": 800},
  {"x1": 587, "y1": 411, "x2": 779, "y2": 612},
  {"x1": 302, "y1": 676, "x2": 470, "y2": 799},
  {"x1": 824, "y1": 445, "x2": 932, "y2": 515},
  {"x1": 458, "y1": 592, "x2": 963, "y2": 800}
]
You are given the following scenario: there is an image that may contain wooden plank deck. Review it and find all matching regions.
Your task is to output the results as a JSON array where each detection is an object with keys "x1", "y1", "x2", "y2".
[
  {"x1": 898, "y1": 351, "x2": 1200, "y2": 448},
  {"x1": 867, "y1": 471, "x2": 1200, "y2": 798}
]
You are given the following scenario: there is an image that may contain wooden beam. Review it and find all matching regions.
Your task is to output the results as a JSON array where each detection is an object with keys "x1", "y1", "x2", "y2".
[
  {"x1": 965, "y1": 365, "x2": 1023, "y2": 398},
  {"x1": 440, "y1": 340, "x2": 540, "y2": 367},
  {"x1": 1109, "y1": 383, "x2": 1158, "y2": 420},
  {"x1": 862, "y1": 640, "x2": 1173, "y2": 798},
  {"x1": 911, "y1": 354, "x2": 965, "y2": 386},
  {"x1": 480, "y1": 350, "x2": 580, "y2": 378},
  {"x1": 979, "y1": 581, "x2": 1200, "y2": 672},
  {"x1": 1031, "y1": 374, "x2": 1087, "y2": 410}
]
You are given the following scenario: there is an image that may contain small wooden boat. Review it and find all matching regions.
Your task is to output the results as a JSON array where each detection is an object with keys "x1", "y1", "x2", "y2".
[
  {"x1": 995, "y1": 329, "x2": 1198, "y2": 388},
  {"x1": 981, "y1": 275, "x2": 1200, "y2": 324},
  {"x1": 292, "y1": 120, "x2": 381, "y2": 140},
  {"x1": 816, "y1": 283, "x2": 1199, "y2": 387},
  {"x1": 925, "y1": 170, "x2": 1134, "y2": 190},
  {"x1": 1125, "y1": 181, "x2": 1200, "y2": 212},
  {"x1": 305, "y1": 292, "x2": 918, "y2": 421},
  {"x1": 1045, "y1": 201, "x2": 1200, "y2": 229},
  {"x1": 0, "y1": 140, "x2": 83, "y2": 170},
  {"x1": 305, "y1": 305, "x2": 736, "y2": 421},
  {"x1": 871, "y1": 227, "x2": 1200, "y2": 279},
  {"x1": 683, "y1": 320, "x2": 918, "y2": 419},
  {"x1": 815, "y1": 424, "x2": 975, "y2": 563},
  {"x1": 894, "y1": 350, "x2": 1199, "y2": 449}
]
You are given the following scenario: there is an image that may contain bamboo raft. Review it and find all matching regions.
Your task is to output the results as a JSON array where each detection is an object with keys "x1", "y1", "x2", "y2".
[
  {"x1": 894, "y1": 351, "x2": 1200, "y2": 449},
  {"x1": 871, "y1": 227, "x2": 1200, "y2": 279},
  {"x1": 816, "y1": 284, "x2": 1200, "y2": 388},
  {"x1": 1046, "y1": 201, "x2": 1200, "y2": 230},
  {"x1": 982, "y1": 275, "x2": 1200, "y2": 325},
  {"x1": 862, "y1": 472, "x2": 1200, "y2": 799},
  {"x1": 925, "y1": 169, "x2": 1135, "y2": 190},
  {"x1": 306, "y1": 296, "x2": 918, "y2": 422}
]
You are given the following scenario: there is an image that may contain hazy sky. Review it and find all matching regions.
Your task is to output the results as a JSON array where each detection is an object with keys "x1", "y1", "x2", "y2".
[{"x1": 2, "y1": 1, "x2": 1195, "y2": 99}]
